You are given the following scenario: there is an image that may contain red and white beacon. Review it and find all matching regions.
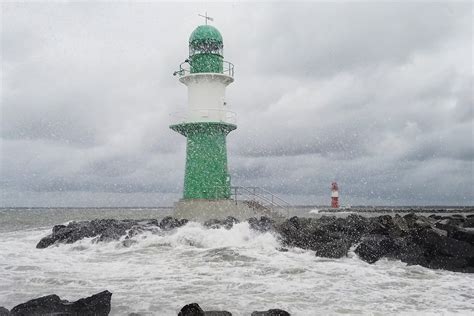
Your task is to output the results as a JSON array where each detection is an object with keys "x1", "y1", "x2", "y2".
[{"x1": 331, "y1": 182, "x2": 339, "y2": 208}]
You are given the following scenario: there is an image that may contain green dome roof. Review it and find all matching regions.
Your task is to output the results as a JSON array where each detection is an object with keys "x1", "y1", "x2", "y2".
[{"x1": 189, "y1": 25, "x2": 223, "y2": 45}]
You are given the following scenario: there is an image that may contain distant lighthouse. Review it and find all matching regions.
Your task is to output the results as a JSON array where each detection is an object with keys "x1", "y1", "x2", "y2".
[
  {"x1": 170, "y1": 17, "x2": 236, "y2": 202},
  {"x1": 331, "y1": 182, "x2": 339, "y2": 208}
]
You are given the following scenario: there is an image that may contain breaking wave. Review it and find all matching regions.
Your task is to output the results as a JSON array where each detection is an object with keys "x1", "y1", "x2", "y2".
[{"x1": 0, "y1": 222, "x2": 473, "y2": 315}]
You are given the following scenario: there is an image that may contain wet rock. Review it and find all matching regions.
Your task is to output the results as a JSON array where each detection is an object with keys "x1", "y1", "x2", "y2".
[
  {"x1": 37, "y1": 217, "x2": 189, "y2": 248},
  {"x1": 251, "y1": 309, "x2": 290, "y2": 316},
  {"x1": 416, "y1": 227, "x2": 474, "y2": 258},
  {"x1": 451, "y1": 227, "x2": 474, "y2": 244},
  {"x1": 389, "y1": 215, "x2": 411, "y2": 237},
  {"x1": 464, "y1": 216, "x2": 474, "y2": 228},
  {"x1": 248, "y1": 216, "x2": 274, "y2": 232},
  {"x1": 314, "y1": 239, "x2": 352, "y2": 258},
  {"x1": 10, "y1": 290, "x2": 111, "y2": 316},
  {"x1": 204, "y1": 311, "x2": 232, "y2": 316},
  {"x1": 36, "y1": 219, "x2": 138, "y2": 248},
  {"x1": 204, "y1": 216, "x2": 239, "y2": 229},
  {"x1": 276, "y1": 217, "x2": 322, "y2": 250},
  {"x1": 159, "y1": 216, "x2": 188, "y2": 230},
  {"x1": 276, "y1": 216, "x2": 358, "y2": 258},
  {"x1": 0, "y1": 307, "x2": 9, "y2": 316},
  {"x1": 178, "y1": 303, "x2": 232, "y2": 316},
  {"x1": 355, "y1": 235, "x2": 396, "y2": 264}
]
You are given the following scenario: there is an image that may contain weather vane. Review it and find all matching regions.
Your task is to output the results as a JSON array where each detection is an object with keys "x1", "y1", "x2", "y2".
[{"x1": 198, "y1": 12, "x2": 214, "y2": 25}]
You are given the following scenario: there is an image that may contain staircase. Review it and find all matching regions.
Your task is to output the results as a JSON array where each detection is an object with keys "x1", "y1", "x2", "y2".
[{"x1": 230, "y1": 186, "x2": 291, "y2": 218}]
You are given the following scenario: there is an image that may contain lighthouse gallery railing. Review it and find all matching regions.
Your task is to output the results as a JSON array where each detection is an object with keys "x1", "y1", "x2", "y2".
[{"x1": 174, "y1": 60, "x2": 234, "y2": 77}]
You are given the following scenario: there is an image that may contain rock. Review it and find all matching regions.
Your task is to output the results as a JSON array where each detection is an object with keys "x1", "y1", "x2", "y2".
[
  {"x1": 464, "y1": 216, "x2": 474, "y2": 228},
  {"x1": 389, "y1": 215, "x2": 410, "y2": 237},
  {"x1": 276, "y1": 216, "x2": 359, "y2": 258},
  {"x1": 248, "y1": 216, "x2": 274, "y2": 232},
  {"x1": 204, "y1": 312, "x2": 232, "y2": 316},
  {"x1": 37, "y1": 217, "x2": 189, "y2": 248},
  {"x1": 417, "y1": 227, "x2": 474, "y2": 258},
  {"x1": 0, "y1": 307, "x2": 9, "y2": 316},
  {"x1": 451, "y1": 227, "x2": 474, "y2": 244},
  {"x1": 251, "y1": 309, "x2": 290, "y2": 316},
  {"x1": 159, "y1": 216, "x2": 188, "y2": 230},
  {"x1": 355, "y1": 235, "x2": 396, "y2": 264},
  {"x1": 10, "y1": 290, "x2": 111, "y2": 316},
  {"x1": 204, "y1": 216, "x2": 239, "y2": 229},
  {"x1": 178, "y1": 303, "x2": 232, "y2": 316},
  {"x1": 314, "y1": 239, "x2": 351, "y2": 259},
  {"x1": 276, "y1": 217, "x2": 322, "y2": 250},
  {"x1": 36, "y1": 219, "x2": 138, "y2": 248}
]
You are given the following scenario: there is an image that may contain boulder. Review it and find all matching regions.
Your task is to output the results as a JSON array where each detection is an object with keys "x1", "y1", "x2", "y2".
[
  {"x1": 276, "y1": 216, "x2": 358, "y2": 258},
  {"x1": 10, "y1": 290, "x2": 111, "y2": 316},
  {"x1": 451, "y1": 227, "x2": 474, "y2": 244},
  {"x1": 178, "y1": 303, "x2": 204, "y2": 316},
  {"x1": 251, "y1": 309, "x2": 290, "y2": 316},
  {"x1": 204, "y1": 312, "x2": 232, "y2": 316},
  {"x1": 159, "y1": 217, "x2": 188, "y2": 230},
  {"x1": 0, "y1": 307, "x2": 9, "y2": 316},
  {"x1": 178, "y1": 303, "x2": 232, "y2": 316},
  {"x1": 36, "y1": 219, "x2": 138, "y2": 248},
  {"x1": 37, "y1": 217, "x2": 189, "y2": 248},
  {"x1": 248, "y1": 216, "x2": 274, "y2": 232},
  {"x1": 204, "y1": 217, "x2": 239, "y2": 229},
  {"x1": 355, "y1": 235, "x2": 396, "y2": 264},
  {"x1": 464, "y1": 216, "x2": 474, "y2": 228},
  {"x1": 314, "y1": 239, "x2": 352, "y2": 259}
]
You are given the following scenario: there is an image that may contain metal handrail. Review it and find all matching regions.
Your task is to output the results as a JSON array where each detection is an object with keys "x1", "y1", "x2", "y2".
[
  {"x1": 170, "y1": 109, "x2": 237, "y2": 125},
  {"x1": 174, "y1": 60, "x2": 234, "y2": 77},
  {"x1": 230, "y1": 186, "x2": 291, "y2": 218},
  {"x1": 254, "y1": 187, "x2": 291, "y2": 209}
]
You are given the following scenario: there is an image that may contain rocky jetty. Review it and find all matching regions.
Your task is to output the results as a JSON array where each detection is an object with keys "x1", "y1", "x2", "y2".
[
  {"x1": 4, "y1": 291, "x2": 111, "y2": 316},
  {"x1": 36, "y1": 216, "x2": 188, "y2": 249},
  {"x1": 36, "y1": 214, "x2": 473, "y2": 272},
  {"x1": 275, "y1": 214, "x2": 474, "y2": 273}
]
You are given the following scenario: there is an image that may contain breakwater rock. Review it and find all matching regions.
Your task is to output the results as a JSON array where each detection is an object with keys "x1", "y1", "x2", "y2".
[
  {"x1": 36, "y1": 214, "x2": 473, "y2": 272},
  {"x1": 36, "y1": 216, "x2": 188, "y2": 249},
  {"x1": 5, "y1": 291, "x2": 111, "y2": 315},
  {"x1": 275, "y1": 214, "x2": 474, "y2": 273},
  {"x1": 178, "y1": 303, "x2": 232, "y2": 315},
  {"x1": 176, "y1": 303, "x2": 290, "y2": 316}
]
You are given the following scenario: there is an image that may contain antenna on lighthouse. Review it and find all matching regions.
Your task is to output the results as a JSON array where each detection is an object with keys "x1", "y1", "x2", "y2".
[{"x1": 198, "y1": 12, "x2": 214, "y2": 25}]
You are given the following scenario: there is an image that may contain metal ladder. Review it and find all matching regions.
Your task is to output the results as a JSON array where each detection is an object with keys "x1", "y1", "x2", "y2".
[{"x1": 230, "y1": 186, "x2": 291, "y2": 218}]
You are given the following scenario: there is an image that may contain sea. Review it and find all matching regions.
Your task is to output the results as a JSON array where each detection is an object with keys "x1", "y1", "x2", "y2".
[{"x1": 0, "y1": 207, "x2": 473, "y2": 315}]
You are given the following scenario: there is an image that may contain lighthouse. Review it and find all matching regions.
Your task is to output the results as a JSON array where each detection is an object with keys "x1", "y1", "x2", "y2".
[
  {"x1": 331, "y1": 182, "x2": 339, "y2": 208},
  {"x1": 170, "y1": 19, "x2": 236, "y2": 208}
]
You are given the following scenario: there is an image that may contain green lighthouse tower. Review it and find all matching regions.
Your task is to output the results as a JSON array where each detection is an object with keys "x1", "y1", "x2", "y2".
[{"x1": 170, "y1": 23, "x2": 236, "y2": 202}]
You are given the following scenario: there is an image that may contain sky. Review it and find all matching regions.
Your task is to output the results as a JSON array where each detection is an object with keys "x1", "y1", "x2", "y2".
[{"x1": 1, "y1": 1, "x2": 473, "y2": 207}]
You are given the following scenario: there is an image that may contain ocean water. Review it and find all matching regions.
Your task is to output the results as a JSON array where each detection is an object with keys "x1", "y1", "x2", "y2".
[{"x1": 0, "y1": 208, "x2": 473, "y2": 315}]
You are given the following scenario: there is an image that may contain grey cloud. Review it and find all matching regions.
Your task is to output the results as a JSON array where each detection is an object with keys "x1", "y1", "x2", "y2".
[
  {"x1": 254, "y1": 2, "x2": 470, "y2": 78},
  {"x1": 1, "y1": 2, "x2": 472, "y2": 206}
]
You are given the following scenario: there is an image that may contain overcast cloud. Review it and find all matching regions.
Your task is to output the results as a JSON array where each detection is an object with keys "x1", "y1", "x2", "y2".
[{"x1": 1, "y1": 1, "x2": 472, "y2": 207}]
